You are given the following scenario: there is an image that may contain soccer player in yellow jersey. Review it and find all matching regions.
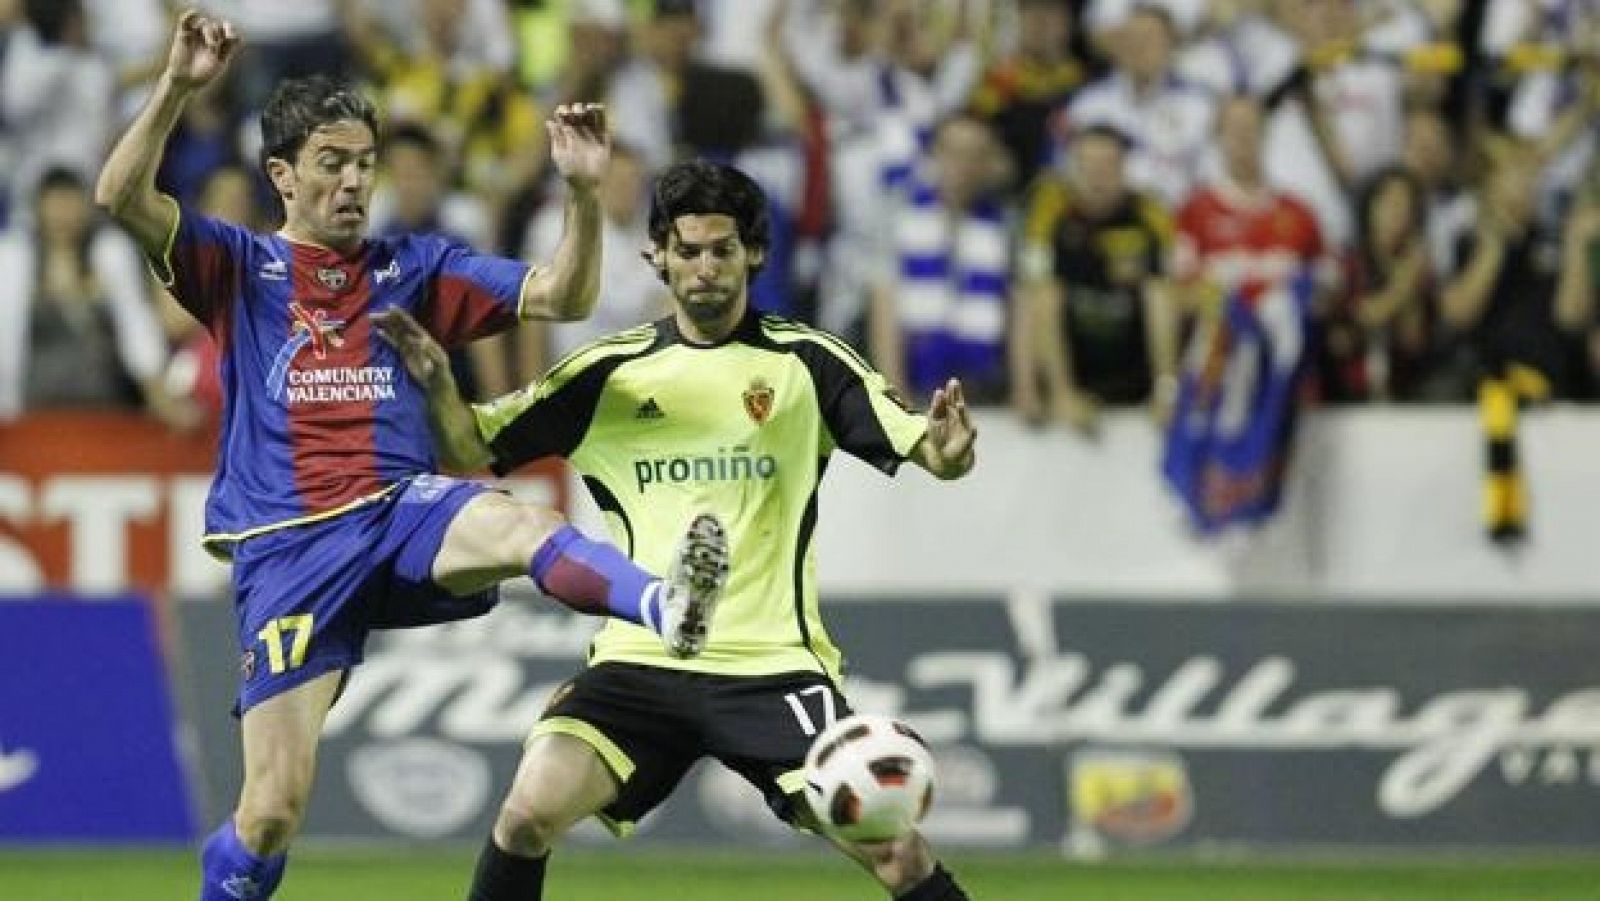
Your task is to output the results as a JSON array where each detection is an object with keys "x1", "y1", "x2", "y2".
[{"x1": 377, "y1": 160, "x2": 978, "y2": 901}]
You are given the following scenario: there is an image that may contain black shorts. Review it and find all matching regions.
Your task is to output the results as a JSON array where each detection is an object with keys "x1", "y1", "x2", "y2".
[{"x1": 532, "y1": 662, "x2": 853, "y2": 836}]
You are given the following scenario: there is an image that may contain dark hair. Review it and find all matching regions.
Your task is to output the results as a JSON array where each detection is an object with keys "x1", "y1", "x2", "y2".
[
  {"x1": 259, "y1": 75, "x2": 380, "y2": 174},
  {"x1": 36, "y1": 164, "x2": 87, "y2": 197},
  {"x1": 25, "y1": 0, "x2": 82, "y2": 45},
  {"x1": 648, "y1": 160, "x2": 769, "y2": 259},
  {"x1": 32, "y1": 165, "x2": 95, "y2": 273},
  {"x1": 1356, "y1": 165, "x2": 1425, "y2": 263},
  {"x1": 383, "y1": 122, "x2": 443, "y2": 159},
  {"x1": 1073, "y1": 123, "x2": 1131, "y2": 152}
]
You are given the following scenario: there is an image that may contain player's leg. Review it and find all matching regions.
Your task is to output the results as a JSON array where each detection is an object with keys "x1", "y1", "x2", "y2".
[
  {"x1": 198, "y1": 670, "x2": 344, "y2": 901},
  {"x1": 468, "y1": 733, "x2": 618, "y2": 901},
  {"x1": 200, "y1": 503, "x2": 389, "y2": 900},
  {"x1": 819, "y1": 827, "x2": 969, "y2": 900},
  {"x1": 430, "y1": 489, "x2": 727, "y2": 655},
  {"x1": 468, "y1": 663, "x2": 700, "y2": 901},
  {"x1": 705, "y1": 671, "x2": 973, "y2": 899}
]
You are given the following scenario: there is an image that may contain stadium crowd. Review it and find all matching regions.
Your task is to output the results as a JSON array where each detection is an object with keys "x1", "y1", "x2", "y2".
[{"x1": 3, "y1": 0, "x2": 1599, "y2": 433}]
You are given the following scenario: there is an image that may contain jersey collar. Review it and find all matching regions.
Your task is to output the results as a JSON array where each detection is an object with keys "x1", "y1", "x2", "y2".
[{"x1": 663, "y1": 306, "x2": 762, "y2": 349}]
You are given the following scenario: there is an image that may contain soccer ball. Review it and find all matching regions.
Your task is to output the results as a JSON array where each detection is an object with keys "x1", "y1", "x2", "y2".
[{"x1": 802, "y1": 714, "x2": 936, "y2": 842}]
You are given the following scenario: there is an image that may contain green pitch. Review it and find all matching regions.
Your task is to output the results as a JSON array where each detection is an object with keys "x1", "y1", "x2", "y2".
[{"x1": 2, "y1": 848, "x2": 1599, "y2": 900}]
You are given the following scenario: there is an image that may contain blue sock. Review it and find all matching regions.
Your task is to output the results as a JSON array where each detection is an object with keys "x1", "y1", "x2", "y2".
[
  {"x1": 528, "y1": 525, "x2": 663, "y2": 631},
  {"x1": 199, "y1": 819, "x2": 287, "y2": 901}
]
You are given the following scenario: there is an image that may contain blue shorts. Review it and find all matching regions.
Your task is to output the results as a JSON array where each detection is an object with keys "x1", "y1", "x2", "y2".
[{"x1": 231, "y1": 474, "x2": 499, "y2": 713}]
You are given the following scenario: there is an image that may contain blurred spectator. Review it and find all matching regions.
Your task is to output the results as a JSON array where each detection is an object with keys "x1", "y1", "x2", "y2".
[
  {"x1": 1, "y1": 0, "x2": 114, "y2": 228},
  {"x1": 521, "y1": 141, "x2": 668, "y2": 378},
  {"x1": 368, "y1": 122, "x2": 506, "y2": 398},
  {"x1": 1175, "y1": 95, "x2": 1328, "y2": 311},
  {"x1": 0, "y1": 0, "x2": 19, "y2": 227},
  {"x1": 868, "y1": 113, "x2": 1013, "y2": 404},
  {"x1": 609, "y1": 0, "x2": 766, "y2": 174},
  {"x1": 0, "y1": 166, "x2": 189, "y2": 426},
  {"x1": 1324, "y1": 165, "x2": 1440, "y2": 402},
  {"x1": 154, "y1": 73, "x2": 250, "y2": 209},
  {"x1": 533, "y1": 0, "x2": 633, "y2": 110},
  {"x1": 1402, "y1": 104, "x2": 1476, "y2": 280},
  {"x1": 1063, "y1": 3, "x2": 1216, "y2": 208},
  {"x1": 786, "y1": 0, "x2": 982, "y2": 334},
  {"x1": 1175, "y1": 0, "x2": 1296, "y2": 97},
  {"x1": 1390, "y1": 0, "x2": 1468, "y2": 112},
  {"x1": 1442, "y1": 149, "x2": 1590, "y2": 400},
  {"x1": 356, "y1": 0, "x2": 516, "y2": 75},
  {"x1": 734, "y1": 0, "x2": 814, "y2": 320},
  {"x1": 511, "y1": 0, "x2": 630, "y2": 94},
  {"x1": 82, "y1": 0, "x2": 168, "y2": 118},
  {"x1": 1013, "y1": 124, "x2": 1178, "y2": 432},
  {"x1": 370, "y1": 123, "x2": 491, "y2": 250},
  {"x1": 1362, "y1": 0, "x2": 1436, "y2": 57},
  {"x1": 346, "y1": 0, "x2": 544, "y2": 247},
  {"x1": 1261, "y1": 0, "x2": 1407, "y2": 249},
  {"x1": 1556, "y1": 155, "x2": 1600, "y2": 387},
  {"x1": 698, "y1": 0, "x2": 786, "y2": 73},
  {"x1": 200, "y1": 0, "x2": 355, "y2": 113},
  {"x1": 969, "y1": 0, "x2": 1086, "y2": 193},
  {"x1": 1085, "y1": 0, "x2": 1207, "y2": 48}
]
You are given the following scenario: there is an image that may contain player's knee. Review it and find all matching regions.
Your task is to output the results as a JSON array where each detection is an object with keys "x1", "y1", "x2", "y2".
[
  {"x1": 498, "y1": 503, "x2": 568, "y2": 562},
  {"x1": 493, "y1": 800, "x2": 569, "y2": 857}
]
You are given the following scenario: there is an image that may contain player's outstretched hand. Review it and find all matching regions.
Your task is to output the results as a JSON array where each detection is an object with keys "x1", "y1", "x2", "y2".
[
  {"x1": 373, "y1": 308, "x2": 453, "y2": 393},
  {"x1": 925, "y1": 378, "x2": 977, "y2": 476},
  {"x1": 167, "y1": 9, "x2": 239, "y2": 90},
  {"x1": 549, "y1": 103, "x2": 611, "y2": 190}
]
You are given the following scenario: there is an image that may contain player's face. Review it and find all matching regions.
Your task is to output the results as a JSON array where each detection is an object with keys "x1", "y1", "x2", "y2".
[
  {"x1": 660, "y1": 214, "x2": 762, "y2": 329},
  {"x1": 275, "y1": 120, "x2": 378, "y2": 251},
  {"x1": 1071, "y1": 136, "x2": 1125, "y2": 213},
  {"x1": 1218, "y1": 98, "x2": 1263, "y2": 177},
  {"x1": 387, "y1": 143, "x2": 443, "y2": 223},
  {"x1": 36, "y1": 184, "x2": 91, "y2": 245},
  {"x1": 932, "y1": 119, "x2": 995, "y2": 209}
]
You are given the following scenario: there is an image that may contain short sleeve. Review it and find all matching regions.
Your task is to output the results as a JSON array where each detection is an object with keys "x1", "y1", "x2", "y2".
[
  {"x1": 1172, "y1": 197, "x2": 1204, "y2": 283},
  {"x1": 417, "y1": 236, "x2": 533, "y2": 347},
  {"x1": 473, "y1": 343, "x2": 627, "y2": 474},
  {"x1": 1139, "y1": 196, "x2": 1174, "y2": 275},
  {"x1": 472, "y1": 379, "x2": 587, "y2": 475},
  {"x1": 793, "y1": 333, "x2": 928, "y2": 474},
  {"x1": 152, "y1": 199, "x2": 251, "y2": 328}
]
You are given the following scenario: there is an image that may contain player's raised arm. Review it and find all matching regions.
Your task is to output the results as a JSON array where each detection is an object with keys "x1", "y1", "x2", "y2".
[
  {"x1": 95, "y1": 10, "x2": 239, "y2": 255},
  {"x1": 910, "y1": 378, "x2": 978, "y2": 480},
  {"x1": 373, "y1": 309, "x2": 494, "y2": 472},
  {"x1": 519, "y1": 103, "x2": 610, "y2": 322}
]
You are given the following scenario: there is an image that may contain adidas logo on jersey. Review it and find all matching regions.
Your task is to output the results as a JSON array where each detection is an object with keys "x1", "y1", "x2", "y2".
[{"x1": 636, "y1": 398, "x2": 664, "y2": 420}]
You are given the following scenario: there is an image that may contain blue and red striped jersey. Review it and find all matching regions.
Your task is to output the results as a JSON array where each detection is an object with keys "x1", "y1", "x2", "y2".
[{"x1": 158, "y1": 206, "x2": 531, "y2": 557}]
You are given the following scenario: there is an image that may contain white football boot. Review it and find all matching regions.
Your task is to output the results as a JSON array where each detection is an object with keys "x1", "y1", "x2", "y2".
[{"x1": 657, "y1": 513, "x2": 729, "y2": 657}]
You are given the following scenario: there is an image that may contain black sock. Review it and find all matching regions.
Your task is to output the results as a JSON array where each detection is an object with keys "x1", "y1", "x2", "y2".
[
  {"x1": 895, "y1": 863, "x2": 970, "y2": 901},
  {"x1": 467, "y1": 837, "x2": 548, "y2": 901}
]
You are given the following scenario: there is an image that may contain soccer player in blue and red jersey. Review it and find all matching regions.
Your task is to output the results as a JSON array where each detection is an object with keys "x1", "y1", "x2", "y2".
[{"x1": 94, "y1": 11, "x2": 727, "y2": 901}]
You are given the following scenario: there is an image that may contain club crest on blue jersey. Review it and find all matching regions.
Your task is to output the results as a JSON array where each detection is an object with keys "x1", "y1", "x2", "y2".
[
  {"x1": 266, "y1": 302, "x2": 347, "y2": 401},
  {"x1": 316, "y1": 266, "x2": 349, "y2": 291}
]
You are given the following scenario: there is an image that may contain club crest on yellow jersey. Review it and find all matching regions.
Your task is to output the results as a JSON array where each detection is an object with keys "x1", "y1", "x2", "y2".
[{"x1": 743, "y1": 376, "x2": 775, "y2": 424}]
